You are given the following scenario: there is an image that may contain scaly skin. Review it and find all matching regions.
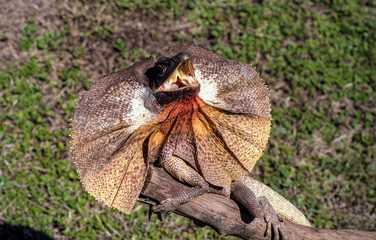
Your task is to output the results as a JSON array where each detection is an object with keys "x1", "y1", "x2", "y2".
[
  {"x1": 71, "y1": 45, "x2": 310, "y2": 240},
  {"x1": 238, "y1": 175, "x2": 311, "y2": 227}
]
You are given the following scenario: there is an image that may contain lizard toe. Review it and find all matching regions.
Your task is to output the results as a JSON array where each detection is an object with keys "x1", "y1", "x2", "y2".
[
  {"x1": 151, "y1": 198, "x2": 177, "y2": 220},
  {"x1": 259, "y1": 196, "x2": 288, "y2": 240},
  {"x1": 264, "y1": 217, "x2": 288, "y2": 240},
  {"x1": 264, "y1": 219, "x2": 273, "y2": 238}
]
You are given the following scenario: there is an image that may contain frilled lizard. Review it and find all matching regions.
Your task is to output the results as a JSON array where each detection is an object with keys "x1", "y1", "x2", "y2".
[{"x1": 71, "y1": 45, "x2": 310, "y2": 239}]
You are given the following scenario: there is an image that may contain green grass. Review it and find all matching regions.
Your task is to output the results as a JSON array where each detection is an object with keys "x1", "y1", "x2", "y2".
[{"x1": 0, "y1": 0, "x2": 375, "y2": 239}]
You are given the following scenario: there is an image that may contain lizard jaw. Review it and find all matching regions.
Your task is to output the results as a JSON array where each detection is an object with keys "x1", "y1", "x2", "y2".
[{"x1": 156, "y1": 59, "x2": 199, "y2": 92}]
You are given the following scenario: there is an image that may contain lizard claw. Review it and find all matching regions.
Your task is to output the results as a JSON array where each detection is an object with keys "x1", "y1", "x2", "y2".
[
  {"x1": 259, "y1": 196, "x2": 288, "y2": 240},
  {"x1": 151, "y1": 198, "x2": 176, "y2": 220},
  {"x1": 264, "y1": 218, "x2": 287, "y2": 240}
]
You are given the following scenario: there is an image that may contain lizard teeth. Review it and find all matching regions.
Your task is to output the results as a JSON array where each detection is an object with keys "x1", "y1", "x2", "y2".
[
  {"x1": 180, "y1": 79, "x2": 188, "y2": 86},
  {"x1": 189, "y1": 76, "x2": 197, "y2": 84},
  {"x1": 158, "y1": 74, "x2": 197, "y2": 92},
  {"x1": 170, "y1": 83, "x2": 179, "y2": 90}
]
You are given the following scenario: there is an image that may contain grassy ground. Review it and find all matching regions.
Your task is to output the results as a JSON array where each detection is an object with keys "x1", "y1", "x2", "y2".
[{"x1": 0, "y1": 0, "x2": 375, "y2": 239}]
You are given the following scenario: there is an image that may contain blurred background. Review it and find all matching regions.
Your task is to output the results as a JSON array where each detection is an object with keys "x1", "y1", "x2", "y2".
[{"x1": 0, "y1": 0, "x2": 375, "y2": 239}]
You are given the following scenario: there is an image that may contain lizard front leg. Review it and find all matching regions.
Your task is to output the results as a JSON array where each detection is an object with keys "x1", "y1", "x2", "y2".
[
  {"x1": 151, "y1": 155, "x2": 212, "y2": 216},
  {"x1": 231, "y1": 180, "x2": 288, "y2": 240}
]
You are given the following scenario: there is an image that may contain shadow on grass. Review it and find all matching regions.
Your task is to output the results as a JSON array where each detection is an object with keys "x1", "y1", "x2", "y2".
[{"x1": 0, "y1": 223, "x2": 52, "y2": 240}]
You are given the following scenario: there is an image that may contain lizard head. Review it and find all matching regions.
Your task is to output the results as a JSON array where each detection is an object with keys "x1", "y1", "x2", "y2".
[{"x1": 147, "y1": 53, "x2": 200, "y2": 98}]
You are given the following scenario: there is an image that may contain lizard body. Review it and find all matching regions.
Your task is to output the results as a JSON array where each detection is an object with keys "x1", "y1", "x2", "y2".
[{"x1": 71, "y1": 45, "x2": 310, "y2": 239}]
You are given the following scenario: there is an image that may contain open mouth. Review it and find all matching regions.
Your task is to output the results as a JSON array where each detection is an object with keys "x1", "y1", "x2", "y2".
[{"x1": 156, "y1": 59, "x2": 199, "y2": 92}]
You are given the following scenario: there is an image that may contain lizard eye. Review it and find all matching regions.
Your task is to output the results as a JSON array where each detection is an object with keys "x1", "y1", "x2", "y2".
[{"x1": 156, "y1": 65, "x2": 166, "y2": 76}]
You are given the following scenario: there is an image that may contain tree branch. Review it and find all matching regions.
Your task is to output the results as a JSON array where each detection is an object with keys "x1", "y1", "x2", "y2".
[{"x1": 139, "y1": 166, "x2": 376, "y2": 240}]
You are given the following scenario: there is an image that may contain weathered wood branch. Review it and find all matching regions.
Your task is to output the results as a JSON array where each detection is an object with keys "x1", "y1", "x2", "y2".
[{"x1": 140, "y1": 166, "x2": 376, "y2": 240}]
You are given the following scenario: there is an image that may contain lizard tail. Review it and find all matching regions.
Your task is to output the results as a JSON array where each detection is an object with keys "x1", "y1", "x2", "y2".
[{"x1": 239, "y1": 175, "x2": 311, "y2": 227}]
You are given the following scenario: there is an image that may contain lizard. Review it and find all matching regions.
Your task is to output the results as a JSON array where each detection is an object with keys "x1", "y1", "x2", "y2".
[{"x1": 70, "y1": 45, "x2": 310, "y2": 239}]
